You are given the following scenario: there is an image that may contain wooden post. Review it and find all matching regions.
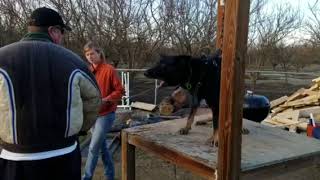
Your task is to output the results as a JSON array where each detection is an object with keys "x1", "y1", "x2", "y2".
[
  {"x1": 216, "y1": 0, "x2": 225, "y2": 49},
  {"x1": 217, "y1": 0, "x2": 250, "y2": 180},
  {"x1": 121, "y1": 131, "x2": 135, "y2": 180}
]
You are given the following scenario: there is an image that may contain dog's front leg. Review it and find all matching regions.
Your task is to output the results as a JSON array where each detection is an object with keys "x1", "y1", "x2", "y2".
[
  {"x1": 206, "y1": 127, "x2": 219, "y2": 147},
  {"x1": 179, "y1": 106, "x2": 198, "y2": 135},
  {"x1": 206, "y1": 107, "x2": 219, "y2": 147}
]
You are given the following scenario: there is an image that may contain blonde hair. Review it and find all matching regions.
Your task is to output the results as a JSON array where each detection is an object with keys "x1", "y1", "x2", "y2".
[{"x1": 83, "y1": 41, "x2": 106, "y2": 62}]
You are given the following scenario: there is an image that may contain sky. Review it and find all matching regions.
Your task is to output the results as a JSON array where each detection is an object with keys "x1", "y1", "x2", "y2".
[
  {"x1": 269, "y1": 0, "x2": 317, "y2": 19},
  {"x1": 267, "y1": 0, "x2": 319, "y2": 43}
]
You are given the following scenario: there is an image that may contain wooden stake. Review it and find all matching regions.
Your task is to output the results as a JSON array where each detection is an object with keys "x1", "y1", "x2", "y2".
[
  {"x1": 217, "y1": 0, "x2": 251, "y2": 179},
  {"x1": 216, "y1": 0, "x2": 225, "y2": 49}
]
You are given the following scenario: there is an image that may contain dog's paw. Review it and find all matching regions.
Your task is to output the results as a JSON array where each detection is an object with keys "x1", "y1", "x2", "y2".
[
  {"x1": 205, "y1": 137, "x2": 218, "y2": 147},
  {"x1": 206, "y1": 131, "x2": 219, "y2": 147},
  {"x1": 241, "y1": 128, "x2": 250, "y2": 135},
  {"x1": 179, "y1": 127, "x2": 190, "y2": 135}
]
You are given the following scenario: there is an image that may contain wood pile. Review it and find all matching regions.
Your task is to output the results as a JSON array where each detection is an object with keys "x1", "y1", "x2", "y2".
[
  {"x1": 262, "y1": 77, "x2": 320, "y2": 132},
  {"x1": 159, "y1": 97, "x2": 175, "y2": 116}
]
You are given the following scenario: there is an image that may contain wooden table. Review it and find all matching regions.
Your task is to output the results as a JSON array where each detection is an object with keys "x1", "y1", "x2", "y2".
[{"x1": 121, "y1": 114, "x2": 320, "y2": 180}]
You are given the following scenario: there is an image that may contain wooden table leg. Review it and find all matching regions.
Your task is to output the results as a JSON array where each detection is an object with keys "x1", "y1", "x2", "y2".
[{"x1": 122, "y1": 131, "x2": 135, "y2": 180}]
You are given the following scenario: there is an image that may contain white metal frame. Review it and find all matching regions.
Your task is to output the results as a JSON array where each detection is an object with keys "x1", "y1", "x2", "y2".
[
  {"x1": 118, "y1": 71, "x2": 131, "y2": 110},
  {"x1": 116, "y1": 69, "x2": 159, "y2": 110}
]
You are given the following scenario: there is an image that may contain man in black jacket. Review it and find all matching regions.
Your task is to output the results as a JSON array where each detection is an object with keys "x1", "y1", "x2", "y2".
[{"x1": 0, "y1": 7, "x2": 101, "y2": 180}]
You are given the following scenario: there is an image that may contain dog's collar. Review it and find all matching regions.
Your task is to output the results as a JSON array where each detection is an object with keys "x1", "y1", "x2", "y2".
[
  {"x1": 185, "y1": 59, "x2": 193, "y2": 90},
  {"x1": 184, "y1": 82, "x2": 192, "y2": 90},
  {"x1": 183, "y1": 59, "x2": 208, "y2": 93}
]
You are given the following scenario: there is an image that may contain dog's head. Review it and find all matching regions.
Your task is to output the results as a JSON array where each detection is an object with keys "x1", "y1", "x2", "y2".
[{"x1": 144, "y1": 55, "x2": 191, "y2": 86}]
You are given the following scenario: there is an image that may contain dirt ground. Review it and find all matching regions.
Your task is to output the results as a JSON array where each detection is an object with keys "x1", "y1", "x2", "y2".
[
  {"x1": 82, "y1": 149, "x2": 205, "y2": 180},
  {"x1": 81, "y1": 66, "x2": 320, "y2": 180}
]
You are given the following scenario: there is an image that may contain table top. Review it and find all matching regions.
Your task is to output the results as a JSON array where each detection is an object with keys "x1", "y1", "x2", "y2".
[{"x1": 124, "y1": 113, "x2": 320, "y2": 171}]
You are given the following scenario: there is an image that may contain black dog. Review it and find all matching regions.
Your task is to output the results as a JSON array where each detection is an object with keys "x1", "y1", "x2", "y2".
[{"x1": 144, "y1": 50, "x2": 222, "y2": 146}]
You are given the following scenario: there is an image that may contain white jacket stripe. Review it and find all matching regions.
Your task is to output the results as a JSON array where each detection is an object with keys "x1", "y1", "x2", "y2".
[
  {"x1": 66, "y1": 69, "x2": 100, "y2": 137},
  {"x1": 0, "y1": 68, "x2": 17, "y2": 144}
]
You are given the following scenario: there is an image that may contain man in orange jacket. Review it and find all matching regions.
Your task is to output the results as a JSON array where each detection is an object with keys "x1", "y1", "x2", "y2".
[{"x1": 82, "y1": 41, "x2": 124, "y2": 180}]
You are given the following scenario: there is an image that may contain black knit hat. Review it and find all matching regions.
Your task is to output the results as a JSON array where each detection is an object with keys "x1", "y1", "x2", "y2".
[{"x1": 28, "y1": 7, "x2": 71, "y2": 31}]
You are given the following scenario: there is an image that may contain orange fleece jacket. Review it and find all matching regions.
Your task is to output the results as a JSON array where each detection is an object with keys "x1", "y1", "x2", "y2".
[{"x1": 90, "y1": 63, "x2": 124, "y2": 116}]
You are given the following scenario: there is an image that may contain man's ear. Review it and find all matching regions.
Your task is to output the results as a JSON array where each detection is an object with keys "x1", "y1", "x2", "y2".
[
  {"x1": 47, "y1": 26, "x2": 55, "y2": 37},
  {"x1": 47, "y1": 26, "x2": 60, "y2": 44}
]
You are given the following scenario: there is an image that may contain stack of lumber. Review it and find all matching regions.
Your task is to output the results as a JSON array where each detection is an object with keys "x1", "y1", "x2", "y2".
[{"x1": 262, "y1": 77, "x2": 320, "y2": 132}]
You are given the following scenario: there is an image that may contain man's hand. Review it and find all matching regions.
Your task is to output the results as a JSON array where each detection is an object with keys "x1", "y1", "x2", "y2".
[{"x1": 102, "y1": 99, "x2": 113, "y2": 106}]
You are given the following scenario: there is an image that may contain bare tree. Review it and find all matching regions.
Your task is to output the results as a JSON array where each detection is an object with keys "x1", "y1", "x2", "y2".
[
  {"x1": 0, "y1": 0, "x2": 309, "y2": 71},
  {"x1": 290, "y1": 44, "x2": 315, "y2": 72},
  {"x1": 248, "y1": 2, "x2": 301, "y2": 70},
  {"x1": 306, "y1": 0, "x2": 320, "y2": 46},
  {"x1": 159, "y1": 0, "x2": 218, "y2": 55}
]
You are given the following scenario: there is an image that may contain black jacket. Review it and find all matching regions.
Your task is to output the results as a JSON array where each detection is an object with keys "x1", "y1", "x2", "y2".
[{"x1": 0, "y1": 33, "x2": 101, "y2": 153}]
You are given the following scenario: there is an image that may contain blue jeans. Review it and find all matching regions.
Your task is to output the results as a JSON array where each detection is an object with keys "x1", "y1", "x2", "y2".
[{"x1": 83, "y1": 112, "x2": 115, "y2": 180}]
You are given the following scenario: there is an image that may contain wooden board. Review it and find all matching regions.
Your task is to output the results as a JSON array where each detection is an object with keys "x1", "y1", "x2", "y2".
[
  {"x1": 302, "y1": 90, "x2": 320, "y2": 96},
  {"x1": 281, "y1": 95, "x2": 320, "y2": 108},
  {"x1": 271, "y1": 106, "x2": 286, "y2": 114},
  {"x1": 312, "y1": 77, "x2": 320, "y2": 83},
  {"x1": 262, "y1": 118, "x2": 308, "y2": 131},
  {"x1": 124, "y1": 114, "x2": 320, "y2": 179},
  {"x1": 131, "y1": 101, "x2": 157, "y2": 111},
  {"x1": 308, "y1": 84, "x2": 318, "y2": 91},
  {"x1": 299, "y1": 106, "x2": 320, "y2": 117},
  {"x1": 285, "y1": 88, "x2": 306, "y2": 102},
  {"x1": 276, "y1": 110, "x2": 300, "y2": 120},
  {"x1": 270, "y1": 96, "x2": 288, "y2": 109}
]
